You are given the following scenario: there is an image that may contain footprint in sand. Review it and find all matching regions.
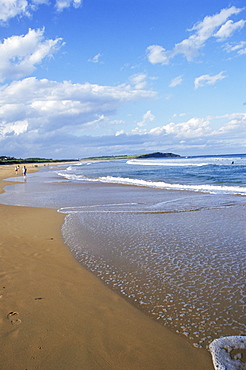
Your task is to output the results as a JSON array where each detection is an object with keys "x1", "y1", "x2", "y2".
[{"x1": 7, "y1": 311, "x2": 22, "y2": 325}]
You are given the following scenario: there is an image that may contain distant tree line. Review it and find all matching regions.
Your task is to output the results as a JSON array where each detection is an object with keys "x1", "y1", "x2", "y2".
[{"x1": 0, "y1": 156, "x2": 76, "y2": 165}]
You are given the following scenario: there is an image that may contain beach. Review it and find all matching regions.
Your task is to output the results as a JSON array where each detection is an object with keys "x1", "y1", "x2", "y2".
[{"x1": 0, "y1": 164, "x2": 213, "y2": 369}]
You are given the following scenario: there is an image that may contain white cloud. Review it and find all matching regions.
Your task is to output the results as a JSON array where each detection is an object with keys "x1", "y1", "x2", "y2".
[
  {"x1": 194, "y1": 72, "x2": 226, "y2": 89},
  {"x1": 55, "y1": 0, "x2": 82, "y2": 12},
  {"x1": 216, "y1": 113, "x2": 246, "y2": 134},
  {"x1": 88, "y1": 53, "x2": 103, "y2": 63},
  {"x1": 130, "y1": 73, "x2": 147, "y2": 89},
  {"x1": 214, "y1": 19, "x2": 246, "y2": 41},
  {"x1": 1, "y1": 99, "x2": 245, "y2": 157},
  {"x1": 137, "y1": 110, "x2": 155, "y2": 127},
  {"x1": 147, "y1": 6, "x2": 243, "y2": 65},
  {"x1": 169, "y1": 75, "x2": 183, "y2": 88},
  {"x1": 149, "y1": 117, "x2": 211, "y2": 138},
  {"x1": 146, "y1": 45, "x2": 170, "y2": 65},
  {"x1": 0, "y1": 0, "x2": 81, "y2": 22},
  {"x1": 127, "y1": 113, "x2": 246, "y2": 155},
  {"x1": 115, "y1": 130, "x2": 125, "y2": 136},
  {"x1": 0, "y1": 120, "x2": 28, "y2": 139},
  {"x1": 173, "y1": 113, "x2": 186, "y2": 118},
  {"x1": 0, "y1": 28, "x2": 63, "y2": 82},
  {"x1": 0, "y1": 0, "x2": 29, "y2": 23},
  {"x1": 128, "y1": 113, "x2": 246, "y2": 153},
  {"x1": 0, "y1": 77, "x2": 156, "y2": 139},
  {"x1": 225, "y1": 41, "x2": 246, "y2": 55}
]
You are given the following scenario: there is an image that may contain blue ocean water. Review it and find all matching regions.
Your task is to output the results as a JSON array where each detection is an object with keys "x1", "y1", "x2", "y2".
[
  {"x1": 57, "y1": 154, "x2": 246, "y2": 354},
  {"x1": 1, "y1": 154, "x2": 246, "y2": 358},
  {"x1": 58, "y1": 154, "x2": 246, "y2": 196}
]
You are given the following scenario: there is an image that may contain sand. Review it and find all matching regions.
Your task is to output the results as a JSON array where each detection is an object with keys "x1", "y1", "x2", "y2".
[{"x1": 0, "y1": 164, "x2": 213, "y2": 369}]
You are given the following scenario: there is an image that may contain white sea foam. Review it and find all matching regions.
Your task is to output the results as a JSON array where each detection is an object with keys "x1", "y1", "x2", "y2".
[
  {"x1": 209, "y1": 336, "x2": 246, "y2": 370},
  {"x1": 57, "y1": 170, "x2": 246, "y2": 195},
  {"x1": 127, "y1": 159, "x2": 210, "y2": 166},
  {"x1": 58, "y1": 203, "x2": 138, "y2": 214},
  {"x1": 57, "y1": 172, "x2": 98, "y2": 182},
  {"x1": 127, "y1": 158, "x2": 246, "y2": 167},
  {"x1": 99, "y1": 176, "x2": 246, "y2": 195}
]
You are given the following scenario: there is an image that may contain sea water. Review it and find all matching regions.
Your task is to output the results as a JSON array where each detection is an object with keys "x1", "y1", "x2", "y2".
[
  {"x1": 59, "y1": 155, "x2": 246, "y2": 195},
  {"x1": 1, "y1": 154, "x2": 245, "y2": 365}
]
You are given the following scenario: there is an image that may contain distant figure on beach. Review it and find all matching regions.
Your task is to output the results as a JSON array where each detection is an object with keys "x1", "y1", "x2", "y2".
[
  {"x1": 23, "y1": 166, "x2": 27, "y2": 178},
  {"x1": 15, "y1": 165, "x2": 20, "y2": 174}
]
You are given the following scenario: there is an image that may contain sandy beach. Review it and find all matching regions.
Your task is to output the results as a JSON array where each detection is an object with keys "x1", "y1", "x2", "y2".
[{"x1": 0, "y1": 164, "x2": 213, "y2": 369}]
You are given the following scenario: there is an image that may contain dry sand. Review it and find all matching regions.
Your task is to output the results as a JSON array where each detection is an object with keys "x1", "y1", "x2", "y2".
[{"x1": 0, "y1": 164, "x2": 213, "y2": 369}]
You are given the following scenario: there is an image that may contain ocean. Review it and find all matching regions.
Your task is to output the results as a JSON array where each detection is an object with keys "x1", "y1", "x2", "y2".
[
  {"x1": 1, "y1": 154, "x2": 245, "y2": 362},
  {"x1": 61, "y1": 154, "x2": 246, "y2": 196}
]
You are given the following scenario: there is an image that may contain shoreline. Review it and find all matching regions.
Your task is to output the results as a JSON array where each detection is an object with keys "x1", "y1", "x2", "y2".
[{"x1": 0, "y1": 164, "x2": 213, "y2": 369}]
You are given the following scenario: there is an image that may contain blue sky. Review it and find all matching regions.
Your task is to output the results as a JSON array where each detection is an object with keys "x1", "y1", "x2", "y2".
[{"x1": 0, "y1": 0, "x2": 245, "y2": 159}]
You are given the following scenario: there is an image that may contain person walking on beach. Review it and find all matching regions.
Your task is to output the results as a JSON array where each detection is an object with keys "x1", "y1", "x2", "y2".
[
  {"x1": 23, "y1": 166, "x2": 27, "y2": 178},
  {"x1": 15, "y1": 165, "x2": 20, "y2": 174}
]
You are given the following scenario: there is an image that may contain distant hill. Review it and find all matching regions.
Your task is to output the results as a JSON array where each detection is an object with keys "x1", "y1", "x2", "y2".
[
  {"x1": 136, "y1": 152, "x2": 180, "y2": 159},
  {"x1": 81, "y1": 152, "x2": 180, "y2": 161}
]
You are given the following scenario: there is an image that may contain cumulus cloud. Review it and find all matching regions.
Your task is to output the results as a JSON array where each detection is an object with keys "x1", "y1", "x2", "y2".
[
  {"x1": 0, "y1": 0, "x2": 30, "y2": 23},
  {"x1": 194, "y1": 72, "x2": 226, "y2": 89},
  {"x1": 0, "y1": 120, "x2": 28, "y2": 139},
  {"x1": 0, "y1": 28, "x2": 64, "y2": 82},
  {"x1": 0, "y1": 76, "x2": 155, "y2": 157},
  {"x1": 0, "y1": 0, "x2": 81, "y2": 23},
  {"x1": 149, "y1": 117, "x2": 211, "y2": 138},
  {"x1": 129, "y1": 73, "x2": 147, "y2": 89},
  {"x1": 1, "y1": 91, "x2": 245, "y2": 157},
  {"x1": 131, "y1": 113, "x2": 246, "y2": 150},
  {"x1": 0, "y1": 77, "x2": 155, "y2": 145},
  {"x1": 55, "y1": 0, "x2": 82, "y2": 12},
  {"x1": 214, "y1": 19, "x2": 246, "y2": 40},
  {"x1": 169, "y1": 75, "x2": 183, "y2": 87},
  {"x1": 137, "y1": 110, "x2": 155, "y2": 127},
  {"x1": 146, "y1": 45, "x2": 170, "y2": 65},
  {"x1": 147, "y1": 6, "x2": 244, "y2": 65},
  {"x1": 108, "y1": 113, "x2": 246, "y2": 157},
  {"x1": 115, "y1": 130, "x2": 125, "y2": 136},
  {"x1": 216, "y1": 113, "x2": 246, "y2": 134}
]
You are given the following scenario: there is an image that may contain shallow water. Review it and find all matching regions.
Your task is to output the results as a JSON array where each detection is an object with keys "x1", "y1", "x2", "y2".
[{"x1": 61, "y1": 203, "x2": 246, "y2": 349}]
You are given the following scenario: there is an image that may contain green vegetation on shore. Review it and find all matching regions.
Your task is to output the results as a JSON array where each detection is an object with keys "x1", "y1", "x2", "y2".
[
  {"x1": 0, "y1": 156, "x2": 77, "y2": 165},
  {"x1": 80, "y1": 154, "x2": 138, "y2": 161},
  {"x1": 81, "y1": 152, "x2": 180, "y2": 161},
  {"x1": 0, "y1": 152, "x2": 180, "y2": 165}
]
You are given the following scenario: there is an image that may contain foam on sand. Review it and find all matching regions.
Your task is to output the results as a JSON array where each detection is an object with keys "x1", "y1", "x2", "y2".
[{"x1": 209, "y1": 336, "x2": 246, "y2": 369}]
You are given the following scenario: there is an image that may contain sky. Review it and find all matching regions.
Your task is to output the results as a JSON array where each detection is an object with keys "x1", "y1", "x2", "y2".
[{"x1": 0, "y1": 0, "x2": 246, "y2": 159}]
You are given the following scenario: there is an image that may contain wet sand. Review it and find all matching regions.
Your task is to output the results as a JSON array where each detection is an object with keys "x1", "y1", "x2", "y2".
[{"x1": 0, "y1": 164, "x2": 213, "y2": 369}]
